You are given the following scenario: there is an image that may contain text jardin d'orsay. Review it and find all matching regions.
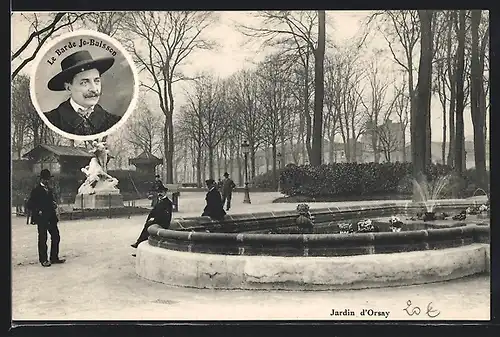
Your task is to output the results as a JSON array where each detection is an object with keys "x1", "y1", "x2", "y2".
[{"x1": 330, "y1": 308, "x2": 390, "y2": 318}]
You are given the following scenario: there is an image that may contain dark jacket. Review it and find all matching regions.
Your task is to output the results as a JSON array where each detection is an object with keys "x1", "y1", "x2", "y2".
[
  {"x1": 222, "y1": 178, "x2": 236, "y2": 196},
  {"x1": 26, "y1": 184, "x2": 58, "y2": 225},
  {"x1": 202, "y1": 188, "x2": 226, "y2": 221},
  {"x1": 44, "y1": 99, "x2": 121, "y2": 135},
  {"x1": 146, "y1": 196, "x2": 173, "y2": 229}
]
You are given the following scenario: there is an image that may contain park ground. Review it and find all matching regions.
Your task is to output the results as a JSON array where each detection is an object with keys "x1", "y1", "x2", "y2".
[{"x1": 11, "y1": 192, "x2": 490, "y2": 321}]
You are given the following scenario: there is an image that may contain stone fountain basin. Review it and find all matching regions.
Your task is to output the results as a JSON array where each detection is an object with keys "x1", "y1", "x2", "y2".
[{"x1": 136, "y1": 200, "x2": 490, "y2": 290}]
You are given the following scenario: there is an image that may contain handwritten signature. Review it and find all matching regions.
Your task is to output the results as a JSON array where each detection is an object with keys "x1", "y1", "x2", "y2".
[{"x1": 403, "y1": 300, "x2": 441, "y2": 318}]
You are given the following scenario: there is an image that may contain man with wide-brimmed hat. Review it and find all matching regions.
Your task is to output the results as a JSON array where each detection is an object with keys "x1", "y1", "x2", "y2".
[
  {"x1": 26, "y1": 169, "x2": 65, "y2": 267},
  {"x1": 201, "y1": 179, "x2": 226, "y2": 221},
  {"x1": 44, "y1": 50, "x2": 121, "y2": 136},
  {"x1": 221, "y1": 172, "x2": 236, "y2": 211},
  {"x1": 131, "y1": 191, "x2": 173, "y2": 251}
]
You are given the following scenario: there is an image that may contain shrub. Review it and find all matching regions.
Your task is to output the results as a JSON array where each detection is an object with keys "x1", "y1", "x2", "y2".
[
  {"x1": 251, "y1": 169, "x2": 283, "y2": 189},
  {"x1": 276, "y1": 162, "x2": 484, "y2": 198}
]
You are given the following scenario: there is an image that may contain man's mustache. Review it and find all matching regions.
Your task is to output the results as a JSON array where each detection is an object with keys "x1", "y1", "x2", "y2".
[{"x1": 83, "y1": 92, "x2": 101, "y2": 98}]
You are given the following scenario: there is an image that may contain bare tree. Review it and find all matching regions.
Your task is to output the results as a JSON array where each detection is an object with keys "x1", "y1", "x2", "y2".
[
  {"x1": 11, "y1": 12, "x2": 85, "y2": 78},
  {"x1": 413, "y1": 9, "x2": 434, "y2": 182},
  {"x1": 470, "y1": 10, "x2": 487, "y2": 188},
  {"x1": 360, "y1": 55, "x2": 392, "y2": 163},
  {"x1": 11, "y1": 75, "x2": 31, "y2": 159},
  {"x1": 392, "y1": 79, "x2": 411, "y2": 160},
  {"x1": 323, "y1": 54, "x2": 341, "y2": 163},
  {"x1": 185, "y1": 74, "x2": 232, "y2": 179},
  {"x1": 227, "y1": 69, "x2": 266, "y2": 178},
  {"x1": 454, "y1": 10, "x2": 466, "y2": 176},
  {"x1": 125, "y1": 99, "x2": 163, "y2": 155},
  {"x1": 176, "y1": 105, "x2": 204, "y2": 187},
  {"x1": 331, "y1": 49, "x2": 366, "y2": 162},
  {"x1": 83, "y1": 12, "x2": 128, "y2": 37},
  {"x1": 122, "y1": 11, "x2": 217, "y2": 183},
  {"x1": 105, "y1": 127, "x2": 133, "y2": 170},
  {"x1": 240, "y1": 10, "x2": 326, "y2": 166},
  {"x1": 11, "y1": 74, "x2": 64, "y2": 154},
  {"x1": 257, "y1": 55, "x2": 295, "y2": 187},
  {"x1": 377, "y1": 121, "x2": 402, "y2": 162}
]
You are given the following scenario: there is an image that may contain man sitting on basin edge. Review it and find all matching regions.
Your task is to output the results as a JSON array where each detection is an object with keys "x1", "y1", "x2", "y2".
[{"x1": 131, "y1": 191, "x2": 173, "y2": 251}]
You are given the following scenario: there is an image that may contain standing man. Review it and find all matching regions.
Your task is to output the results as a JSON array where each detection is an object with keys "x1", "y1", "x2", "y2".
[
  {"x1": 26, "y1": 169, "x2": 65, "y2": 267},
  {"x1": 131, "y1": 191, "x2": 173, "y2": 250},
  {"x1": 202, "y1": 179, "x2": 226, "y2": 221},
  {"x1": 221, "y1": 172, "x2": 236, "y2": 211}
]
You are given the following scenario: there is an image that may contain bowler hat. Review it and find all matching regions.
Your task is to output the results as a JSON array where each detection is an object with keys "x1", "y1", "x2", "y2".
[
  {"x1": 48, "y1": 50, "x2": 115, "y2": 91},
  {"x1": 223, "y1": 172, "x2": 229, "y2": 177},
  {"x1": 39, "y1": 169, "x2": 53, "y2": 179},
  {"x1": 206, "y1": 179, "x2": 215, "y2": 186}
]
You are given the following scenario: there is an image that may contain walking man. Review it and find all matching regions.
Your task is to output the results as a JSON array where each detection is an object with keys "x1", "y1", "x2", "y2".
[
  {"x1": 131, "y1": 191, "x2": 173, "y2": 250},
  {"x1": 221, "y1": 172, "x2": 236, "y2": 211},
  {"x1": 202, "y1": 179, "x2": 226, "y2": 221},
  {"x1": 26, "y1": 169, "x2": 65, "y2": 267}
]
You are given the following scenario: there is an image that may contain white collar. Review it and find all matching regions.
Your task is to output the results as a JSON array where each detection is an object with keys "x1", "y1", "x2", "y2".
[
  {"x1": 40, "y1": 182, "x2": 48, "y2": 188},
  {"x1": 70, "y1": 98, "x2": 94, "y2": 113},
  {"x1": 209, "y1": 186, "x2": 215, "y2": 192}
]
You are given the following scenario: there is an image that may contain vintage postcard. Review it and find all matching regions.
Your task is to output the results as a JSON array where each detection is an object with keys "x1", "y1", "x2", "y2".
[{"x1": 11, "y1": 10, "x2": 490, "y2": 322}]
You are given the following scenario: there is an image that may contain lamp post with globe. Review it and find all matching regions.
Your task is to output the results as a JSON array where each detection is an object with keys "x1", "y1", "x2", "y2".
[{"x1": 241, "y1": 140, "x2": 251, "y2": 204}]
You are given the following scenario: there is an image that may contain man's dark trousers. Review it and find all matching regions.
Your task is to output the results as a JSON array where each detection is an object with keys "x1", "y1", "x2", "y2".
[
  {"x1": 37, "y1": 221, "x2": 60, "y2": 263},
  {"x1": 222, "y1": 193, "x2": 232, "y2": 210}
]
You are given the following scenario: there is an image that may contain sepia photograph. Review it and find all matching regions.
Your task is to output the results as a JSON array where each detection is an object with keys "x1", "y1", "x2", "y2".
[
  {"x1": 29, "y1": 29, "x2": 138, "y2": 140},
  {"x1": 10, "y1": 10, "x2": 490, "y2": 322}
]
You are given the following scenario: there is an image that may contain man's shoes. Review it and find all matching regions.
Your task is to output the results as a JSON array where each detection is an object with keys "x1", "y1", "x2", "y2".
[
  {"x1": 132, "y1": 254, "x2": 136, "y2": 257},
  {"x1": 41, "y1": 261, "x2": 51, "y2": 267},
  {"x1": 131, "y1": 243, "x2": 138, "y2": 249},
  {"x1": 50, "y1": 259, "x2": 66, "y2": 264}
]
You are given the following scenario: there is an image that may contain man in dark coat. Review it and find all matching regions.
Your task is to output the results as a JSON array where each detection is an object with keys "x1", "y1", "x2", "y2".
[
  {"x1": 221, "y1": 172, "x2": 236, "y2": 211},
  {"x1": 26, "y1": 169, "x2": 65, "y2": 267},
  {"x1": 202, "y1": 179, "x2": 226, "y2": 221},
  {"x1": 131, "y1": 192, "x2": 173, "y2": 250},
  {"x1": 44, "y1": 50, "x2": 121, "y2": 136}
]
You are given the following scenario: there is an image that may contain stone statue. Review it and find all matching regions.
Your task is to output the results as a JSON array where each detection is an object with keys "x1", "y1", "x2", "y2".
[{"x1": 78, "y1": 141, "x2": 119, "y2": 195}]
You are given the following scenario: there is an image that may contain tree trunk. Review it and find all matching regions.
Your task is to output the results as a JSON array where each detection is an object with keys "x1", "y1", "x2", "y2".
[
  {"x1": 413, "y1": 10, "x2": 434, "y2": 201},
  {"x1": 237, "y1": 155, "x2": 243, "y2": 186},
  {"x1": 470, "y1": 10, "x2": 487, "y2": 189},
  {"x1": 311, "y1": 10, "x2": 326, "y2": 166},
  {"x1": 208, "y1": 146, "x2": 214, "y2": 180},
  {"x1": 454, "y1": 10, "x2": 466, "y2": 177},
  {"x1": 164, "y1": 116, "x2": 174, "y2": 184},
  {"x1": 447, "y1": 12, "x2": 457, "y2": 167}
]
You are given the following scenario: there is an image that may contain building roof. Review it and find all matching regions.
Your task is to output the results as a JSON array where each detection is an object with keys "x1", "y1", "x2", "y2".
[
  {"x1": 129, "y1": 151, "x2": 163, "y2": 165},
  {"x1": 22, "y1": 144, "x2": 114, "y2": 160}
]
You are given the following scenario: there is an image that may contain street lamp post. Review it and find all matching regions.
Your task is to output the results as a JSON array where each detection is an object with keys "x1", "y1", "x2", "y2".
[
  {"x1": 241, "y1": 140, "x2": 251, "y2": 204},
  {"x1": 277, "y1": 151, "x2": 282, "y2": 192}
]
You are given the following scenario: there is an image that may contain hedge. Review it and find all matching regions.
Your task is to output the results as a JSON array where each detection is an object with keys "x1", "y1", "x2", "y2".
[{"x1": 251, "y1": 162, "x2": 488, "y2": 198}]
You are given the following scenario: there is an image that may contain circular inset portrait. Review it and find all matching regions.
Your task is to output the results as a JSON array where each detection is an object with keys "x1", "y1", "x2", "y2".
[{"x1": 30, "y1": 30, "x2": 139, "y2": 141}]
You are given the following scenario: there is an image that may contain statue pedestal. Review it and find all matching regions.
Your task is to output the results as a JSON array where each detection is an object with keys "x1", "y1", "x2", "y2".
[{"x1": 73, "y1": 191, "x2": 124, "y2": 210}]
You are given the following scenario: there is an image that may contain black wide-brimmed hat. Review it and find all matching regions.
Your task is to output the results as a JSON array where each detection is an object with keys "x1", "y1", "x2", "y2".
[
  {"x1": 48, "y1": 50, "x2": 115, "y2": 91},
  {"x1": 39, "y1": 169, "x2": 53, "y2": 179},
  {"x1": 223, "y1": 172, "x2": 229, "y2": 177},
  {"x1": 206, "y1": 179, "x2": 215, "y2": 185}
]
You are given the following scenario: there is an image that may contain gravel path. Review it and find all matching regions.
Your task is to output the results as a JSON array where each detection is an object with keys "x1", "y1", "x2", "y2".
[{"x1": 12, "y1": 192, "x2": 489, "y2": 321}]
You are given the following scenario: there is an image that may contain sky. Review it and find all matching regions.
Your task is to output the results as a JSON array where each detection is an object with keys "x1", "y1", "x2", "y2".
[{"x1": 11, "y1": 11, "x2": 486, "y2": 142}]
